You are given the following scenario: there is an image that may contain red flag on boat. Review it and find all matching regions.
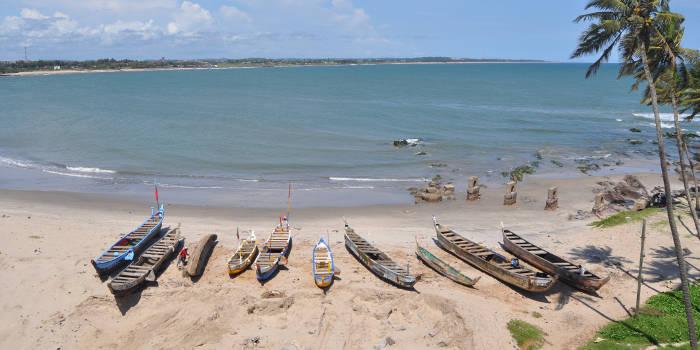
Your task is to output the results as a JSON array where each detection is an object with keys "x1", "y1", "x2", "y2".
[{"x1": 155, "y1": 182, "x2": 159, "y2": 206}]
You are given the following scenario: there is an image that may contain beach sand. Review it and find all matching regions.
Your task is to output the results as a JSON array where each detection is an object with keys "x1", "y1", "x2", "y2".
[{"x1": 1, "y1": 172, "x2": 698, "y2": 349}]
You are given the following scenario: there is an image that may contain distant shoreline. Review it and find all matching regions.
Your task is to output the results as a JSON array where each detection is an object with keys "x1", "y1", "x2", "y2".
[{"x1": 1, "y1": 60, "x2": 553, "y2": 77}]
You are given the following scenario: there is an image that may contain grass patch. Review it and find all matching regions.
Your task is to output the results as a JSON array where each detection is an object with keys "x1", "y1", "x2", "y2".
[
  {"x1": 508, "y1": 319, "x2": 545, "y2": 350},
  {"x1": 532, "y1": 311, "x2": 543, "y2": 319},
  {"x1": 580, "y1": 285, "x2": 700, "y2": 349},
  {"x1": 590, "y1": 208, "x2": 662, "y2": 228}
]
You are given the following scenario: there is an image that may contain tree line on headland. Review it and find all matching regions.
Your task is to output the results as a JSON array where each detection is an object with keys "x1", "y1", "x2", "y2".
[{"x1": 0, "y1": 57, "x2": 546, "y2": 74}]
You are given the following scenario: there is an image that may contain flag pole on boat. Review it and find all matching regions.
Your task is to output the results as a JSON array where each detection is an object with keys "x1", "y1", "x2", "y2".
[
  {"x1": 286, "y1": 182, "x2": 292, "y2": 222},
  {"x1": 154, "y1": 177, "x2": 159, "y2": 208}
]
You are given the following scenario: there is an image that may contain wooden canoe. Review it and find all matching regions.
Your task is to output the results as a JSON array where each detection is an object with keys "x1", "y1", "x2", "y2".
[
  {"x1": 92, "y1": 205, "x2": 165, "y2": 275},
  {"x1": 415, "y1": 239, "x2": 480, "y2": 287},
  {"x1": 502, "y1": 228, "x2": 610, "y2": 292},
  {"x1": 254, "y1": 221, "x2": 292, "y2": 282},
  {"x1": 344, "y1": 223, "x2": 416, "y2": 288},
  {"x1": 186, "y1": 233, "x2": 218, "y2": 277},
  {"x1": 312, "y1": 237, "x2": 334, "y2": 288},
  {"x1": 108, "y1": 226, "x2": 181, "y2": 296},
  {"x1": 433, "y1": 217, "x2": 556, "y2": 292},
  {"x1": 228, "y1": 233, "x2": 259, "y2": 276}
]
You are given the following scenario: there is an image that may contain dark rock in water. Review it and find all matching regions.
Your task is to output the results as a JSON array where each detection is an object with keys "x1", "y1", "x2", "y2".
[
  {"x1": 615, "y1": 160, "x2": 624, "y2": 166},
  {"x1": 627, "y1": 139, "x2": 643, "y2": 145},
  {"x1": 415, "y1": 151, "x2": 428, "y2": 156},
  {"x1": 393, "y1": 138, "x2": 421, "y2": 147},
  {"x1": 535, "y1": 149, "x2": 544, "y2": 160},
  {"x1": 577, "y1": 163, "x2": 600, "y2": 174},
  {"x1": 430, "y1": 163, "x2": 447, "y2": 168},
  {"x1": 630, "y1": 127, "x2": 642, "y2": 133},
  {"x1": 550, "y1": 159, "x2": 564, "y2": 167}
]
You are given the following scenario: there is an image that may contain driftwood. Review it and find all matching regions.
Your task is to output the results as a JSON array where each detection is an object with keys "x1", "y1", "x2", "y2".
[
  {"x1": 467, "y1": 176, "x2": 480, "y2": 201},
  {"x1": 504, "y1": 181, "x2": 517, "y2": 205},
  {"x1": 544, "y1": 186, "x2": 558, "y2": 211}
]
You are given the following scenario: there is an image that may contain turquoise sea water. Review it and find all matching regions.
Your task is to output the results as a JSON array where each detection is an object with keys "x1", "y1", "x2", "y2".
[{"x1": 0, "y1": 63, "x2": 693, "y2": 207}]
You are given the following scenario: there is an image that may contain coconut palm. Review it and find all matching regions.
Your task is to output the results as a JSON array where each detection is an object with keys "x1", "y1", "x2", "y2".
[
  {"x1": 621, "y1": 20, "x2": 700, "y2": 236},
  {"x1": 572, "y1": 1, "x2": 697, "y2": 347},
  {"x1": 682, "y1": 50, "x2": 700, "y2": 118}
]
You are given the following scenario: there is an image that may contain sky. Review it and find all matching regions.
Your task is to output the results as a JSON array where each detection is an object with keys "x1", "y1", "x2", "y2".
[{"x1": 0, "y1": 0, "x2": 699, "y2": 61}]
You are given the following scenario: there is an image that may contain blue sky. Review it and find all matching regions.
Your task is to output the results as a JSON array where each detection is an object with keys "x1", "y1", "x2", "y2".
[{"x1": 1, "y1": 0, "x2": 699, "y2": 61}]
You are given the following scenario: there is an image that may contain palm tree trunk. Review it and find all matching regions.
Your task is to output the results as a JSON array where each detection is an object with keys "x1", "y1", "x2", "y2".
[
  {"x1": 671, "y1": 90, "x2": 700, "y2": 237},
  {"x1": 682, "y1": 140, "x2": 700, "y2": 211},
  {"x1": 641, "y1": 43, "x2": 698, "y2": 349}
]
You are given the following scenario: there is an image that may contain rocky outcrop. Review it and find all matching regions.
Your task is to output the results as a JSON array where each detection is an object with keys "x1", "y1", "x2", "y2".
[{"x1": 410, "y1": 179, "x2": 456, "y2": 203}]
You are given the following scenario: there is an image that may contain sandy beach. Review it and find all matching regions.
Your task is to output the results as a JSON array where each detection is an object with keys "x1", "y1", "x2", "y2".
[{"x1": 1, "y1": 172, "x2": 697, "y2": 349}]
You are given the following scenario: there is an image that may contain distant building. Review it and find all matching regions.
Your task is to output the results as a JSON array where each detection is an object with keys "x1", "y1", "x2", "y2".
[{"x1": 53, "y1": 65, "x2": 61, "y2": 70}]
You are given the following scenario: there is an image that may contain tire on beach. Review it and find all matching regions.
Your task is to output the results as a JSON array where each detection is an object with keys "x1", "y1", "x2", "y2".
[{"x1": 186, "y1": 233, "x2": 218, "y2": 277}]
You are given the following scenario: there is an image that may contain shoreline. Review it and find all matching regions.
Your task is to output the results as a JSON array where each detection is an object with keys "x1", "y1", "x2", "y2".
[{"x1": 1, "y1": 60, "x2": 558, "y2": 77}]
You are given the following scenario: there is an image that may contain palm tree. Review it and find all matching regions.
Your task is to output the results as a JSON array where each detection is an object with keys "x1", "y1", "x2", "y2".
[
  {"x1": 572, "y1": 1, "x2": 697, "y2": 348},
  {"x1": 621, "y1": 21, "x2": 700, "y2": 237},
  {"x1": 682, "y1": 49, "x2": 700, "y2": 118}
]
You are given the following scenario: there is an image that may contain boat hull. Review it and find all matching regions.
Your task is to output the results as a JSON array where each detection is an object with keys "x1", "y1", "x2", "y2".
[
  {"x1": 415, "y1": 243, "x2": 479, "y2": 287},
  {"x1": 228, "y1": 241, "x2": 258, "y2": 276},
  {"x1": 434, "y1": 222, "x2": 555, "y2": 293},
  {"x1": 108, "y1": 227, "x2": 181, "y2": 296},
  {"x1": 502, "y1": 230, "x2": 609, "y2": 292},
  {"x1": 92, "y1": 206, "x2": 165, "y2": 275},
  {"x1": 312, "y1": 238, "x2": 334, "y2": 288},
  {"x1": 344, "y1": 230, "x2": 416, "y2": 289},
  {"x1": 254, "y1": 234, "x2": 292, "y2": 282}
]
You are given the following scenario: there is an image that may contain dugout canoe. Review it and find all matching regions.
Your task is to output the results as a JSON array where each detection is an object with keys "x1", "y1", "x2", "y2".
[
  {"x1": 415, "y1": 238, "x2": 480, "y2": 287},
  {"x1": 228, "y1": 232, "x2": 259, "y2": 276},
  {"x1": 92, "y1": 205, "x2": 165, "y2": 275},
  {"x1": 433, "y1": 217, "x2": 555, "y2": 293},
  {"x1": 254, "y1": 220, "x2": 292, "y2": 282},
  {"x1": 312, "y1": 237, "x2": 335, "y2": 288},
  {"x1": 344, "y1": 222, "x2": 416, "y2": 289},
  {"x1": 502, "y1": 228, "x2": 609, "y2": 292},
  {"x1": 107, "y1": 226, "x2": 181, "y2": 296}
]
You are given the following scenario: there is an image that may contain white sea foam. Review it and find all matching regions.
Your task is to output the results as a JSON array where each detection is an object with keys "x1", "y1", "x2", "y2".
[
  {"x1": 649, "y1": 122, "x2": 674, "y2": 129},
  {"x1": 0, "y1": 156, "x2": 32, "y2": 168},
  {"x1": 633, "y1": 112, "x2": 692, "y2": 122},
  {"x1": 66, "y1": 166, "x2": 117, "y2": 174},
  {"x1": 42, "y1": 169, "x2": 112, "y2": 180},
  {"x1": 159, "y1": 183, "x2": 224, "y2": 189},
  {"x1": 616, "y1": 119, "x2": 623, "y2": 122},
  {"x1": 329, "y1": 177, "x2": 427, "y2": 182},
  {"x1": 236, "y1": 179, "x2": 260, "y2": 182}
]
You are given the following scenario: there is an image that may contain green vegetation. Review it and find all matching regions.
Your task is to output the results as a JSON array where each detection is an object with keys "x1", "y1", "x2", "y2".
[
  {"x1": 531, "y1": 311, "x2": 543, "y2": 319},
  {"x1": 508, "y1": 319, "x2": 545, "y2": 350},
  {"x1": 581, "y1": 285, "x2": 700, "y2": 350},
  {"x1": 590, "y1": 208, "x2": 662, "y2": 228},
  {"x1": 503, "y1": 165, "x2": 536, "y2": 182},
  {"x1": 0, "y1": 57, "x2": 546, "y2": 74}
]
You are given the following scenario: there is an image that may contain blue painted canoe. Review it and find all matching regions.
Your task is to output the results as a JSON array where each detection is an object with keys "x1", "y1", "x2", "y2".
[
  {"x1": 91, "y1": 204, "x2": 165, "y2": 275},
  {"x1": 312, "y1": 237, "x2": 334, "y2": 288},
  {"x1": 254, "y1": 221, "x2": 291, "y2": 282}
]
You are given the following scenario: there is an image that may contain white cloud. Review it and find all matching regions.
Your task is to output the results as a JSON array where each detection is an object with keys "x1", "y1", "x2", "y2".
[
  {"x1": 220, "y1": 5, "x2": 251, "y2": 23},
  {"x1": 20, "y1": 8, "x2": 49, "y2": 20},
  {"x1": 102, "y1": 20, "x2": 161, "y2": 42},
  {"x1": 0, "y1": 0, "x2": 397, "y2": 59},
  {"x1": 167, "y1": 1, "x2": 213, "y2": 36}
]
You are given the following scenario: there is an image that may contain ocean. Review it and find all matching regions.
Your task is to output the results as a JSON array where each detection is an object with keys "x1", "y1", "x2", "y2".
[{"x1": 0, "y1": 63, "x2": 693, "y2": 207}]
